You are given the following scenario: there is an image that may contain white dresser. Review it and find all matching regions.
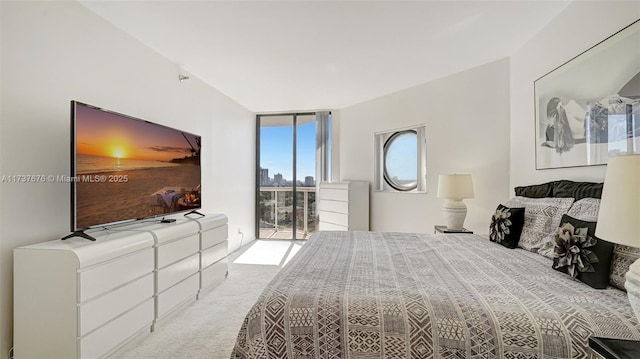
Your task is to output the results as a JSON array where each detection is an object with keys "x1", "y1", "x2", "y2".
[
  {"x1": 318, "y1": 181, "x2": 369, "y2": 231},
  {"x1": 13, "y1": 213, "x2": 228, "y2": 359}
]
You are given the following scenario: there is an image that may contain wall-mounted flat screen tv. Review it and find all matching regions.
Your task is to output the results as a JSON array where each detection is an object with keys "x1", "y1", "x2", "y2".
[{"x1": 71, "y1": 101, "x2": 201, "y2": 231}]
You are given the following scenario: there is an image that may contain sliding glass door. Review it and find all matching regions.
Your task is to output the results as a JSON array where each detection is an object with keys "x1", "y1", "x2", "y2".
[{"x1": 256, "y1": 112, "x2": 330, "y2": 240}]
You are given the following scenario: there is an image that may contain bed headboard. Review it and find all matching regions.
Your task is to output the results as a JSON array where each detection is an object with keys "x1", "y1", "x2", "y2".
[{"x1": 514, "y1": 180, "x2": 603, "y2": 201}]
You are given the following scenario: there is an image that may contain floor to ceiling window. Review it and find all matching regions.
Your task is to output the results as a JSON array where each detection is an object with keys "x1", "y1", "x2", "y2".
[{"x1": 256, "y1": 112, "x2": 331, "y2": 240}]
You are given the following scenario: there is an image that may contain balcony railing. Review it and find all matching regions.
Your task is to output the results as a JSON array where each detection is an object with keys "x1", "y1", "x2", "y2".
[{"x1": 258, "y1": 186, "x2": 316, "y2": 239}]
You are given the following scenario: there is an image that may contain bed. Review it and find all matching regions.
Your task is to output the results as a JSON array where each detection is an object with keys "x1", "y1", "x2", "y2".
[{"x1": 231, "y1": 181, "x2": 640, "y2": 358}]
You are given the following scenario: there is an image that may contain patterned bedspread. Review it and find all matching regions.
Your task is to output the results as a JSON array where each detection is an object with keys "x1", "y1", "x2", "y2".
[{"x1": 231, "y1": 231, "x2": 640, "y2": 358}]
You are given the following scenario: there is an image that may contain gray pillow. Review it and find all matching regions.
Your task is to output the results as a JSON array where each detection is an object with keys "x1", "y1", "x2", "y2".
[
  {"x1": 610, "y1": 245, "x2": 640, "y2": 291},
  {"x1": 510, "y1": 197, "x2": 575, "y2": 255},
  {"x1": 566, "y1": 198, "x2": 600, "y2": 222}
]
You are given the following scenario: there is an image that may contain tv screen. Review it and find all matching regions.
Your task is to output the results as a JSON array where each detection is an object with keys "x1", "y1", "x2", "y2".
[{"x1": 71, "y1": 101, "x2": 201, "y2": 230}]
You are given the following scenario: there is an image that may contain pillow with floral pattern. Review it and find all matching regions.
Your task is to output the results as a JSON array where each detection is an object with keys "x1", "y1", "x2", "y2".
[
  {"x1": 489, "y1": 204, "x2": 525, "y2": 249},
  {"x1": 552, "y1": 214, "x2": 614, "y2": 289}
]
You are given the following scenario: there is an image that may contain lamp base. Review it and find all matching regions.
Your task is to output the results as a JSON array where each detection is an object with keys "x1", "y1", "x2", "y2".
[
  {"x1": 442, "y1": 199, "x2": 467, "y2": 231},
  {"x1": 625, "y1": 258, "x2": 640, "y2": 322}
]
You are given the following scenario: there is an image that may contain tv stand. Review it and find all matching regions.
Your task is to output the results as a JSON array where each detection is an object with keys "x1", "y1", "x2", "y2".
[
  {"x1": 14, "y1": 214, "x2": 228, "y2": 359},
  {"x1": 184, "y1": 210, "x2": 205, "y2": 217},
  {"x1": 61, "y1": 230, "x2": 97, "y2": 241}
]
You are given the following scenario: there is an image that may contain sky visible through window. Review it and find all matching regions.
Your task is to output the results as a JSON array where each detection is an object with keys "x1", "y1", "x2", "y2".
[
  {"x1": 260, "y1": 122, "x2": 316, "y2": 182},
  {"x1": 385, "y1": 132, "x2": 417, "y2": 183}
]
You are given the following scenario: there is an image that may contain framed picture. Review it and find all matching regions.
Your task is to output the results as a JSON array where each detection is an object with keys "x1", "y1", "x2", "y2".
[{"x1": 535, "y1": 19, "x2": 640, "y2": 170}]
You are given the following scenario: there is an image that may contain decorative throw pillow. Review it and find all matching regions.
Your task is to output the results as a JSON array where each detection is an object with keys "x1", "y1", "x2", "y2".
[
  {"x1": 610, "y1": 245, "x2": 640, "y2": 291},
  {"x1": 489, "y1": 204, "x2": 525, "y2": 249},
  {"x1": 552, "y1": 214, "x2": 614, "y2": 289},
  {"x1": 539, "y1": 198, "x2": 602, "y2": 259},
  {"x1": 566, "y1": 198, "x2": 601, "y2": 222},
  {"x1": 512, "y1": 197, "x2": 575, "y2": 254}
]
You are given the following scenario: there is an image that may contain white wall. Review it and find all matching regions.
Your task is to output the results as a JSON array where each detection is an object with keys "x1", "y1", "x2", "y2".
[
  {"x1": 0, "y1": 2, "x2": 255, "y2": 356},
  {"x1": 339, "y1": 58, "x2": 511, "y2": 234},
  {"x1": 510, "y1": 1, "x2": 640, "y2": 190}
]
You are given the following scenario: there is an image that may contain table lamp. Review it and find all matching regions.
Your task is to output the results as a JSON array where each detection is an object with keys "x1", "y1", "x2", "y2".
[
  {"x1": 595, "y1": 154, "x2": 640, "y2": 320},
  {"x1": 437, "y1": 174, "x2": 474, "y2": 230}
]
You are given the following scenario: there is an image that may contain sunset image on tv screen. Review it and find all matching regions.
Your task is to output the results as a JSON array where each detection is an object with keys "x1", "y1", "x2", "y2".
[{"x1": 74, "y1": 103, "x2": 201, "y2": 229}]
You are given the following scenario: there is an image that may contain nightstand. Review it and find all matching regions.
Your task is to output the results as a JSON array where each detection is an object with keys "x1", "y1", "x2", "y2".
[
  {"x1": 434, "y1": 225, "x2": 473, "y2": 234},
  {"x1": 589, "y1": 336, "x2": 640, "y2": 359}
]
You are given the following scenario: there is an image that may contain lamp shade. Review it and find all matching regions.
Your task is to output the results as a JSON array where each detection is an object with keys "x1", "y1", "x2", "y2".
[
  {"x1": 437, "y1": 174, "x2": 474, "y2": 199},
  {"x1": 595, "y1": 154, "x2": 640, "y2": 247}
]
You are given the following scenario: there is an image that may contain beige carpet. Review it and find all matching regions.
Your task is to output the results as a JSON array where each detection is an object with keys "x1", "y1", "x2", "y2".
[{"x1": 116, "y1": 239, "x2": 298, "y2": 359}]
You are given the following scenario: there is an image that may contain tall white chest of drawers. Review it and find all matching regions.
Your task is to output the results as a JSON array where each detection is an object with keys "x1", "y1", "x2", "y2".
[
  {"x1": 13, "y1": 213, "x2": 228, "y2": 359},
  {"x1": 318, "y1": 181, "x2": 369, "y2": 231}
]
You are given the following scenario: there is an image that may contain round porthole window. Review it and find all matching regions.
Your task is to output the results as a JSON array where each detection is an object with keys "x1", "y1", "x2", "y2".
[{"x1": 383, "y1": 130, "x2": 418, "y2": 191}]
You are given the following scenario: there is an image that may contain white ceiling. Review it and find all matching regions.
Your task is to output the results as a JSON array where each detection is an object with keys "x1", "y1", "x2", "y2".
[{"x1": 79, "y1": 1, "x2": 571, "y2": 112}]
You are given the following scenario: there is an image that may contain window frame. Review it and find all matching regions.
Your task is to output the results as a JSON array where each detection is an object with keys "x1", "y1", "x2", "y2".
[{"x1": 374, "y1": 124, "x2": 427, "y2": 193}]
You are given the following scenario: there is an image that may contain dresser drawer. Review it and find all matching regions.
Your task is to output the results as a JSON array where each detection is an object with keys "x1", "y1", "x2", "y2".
[
  {"x1": 79, "y1": 248, "x2": 154, "y2": 302},
  {"x1": 157, "y1": 253, "x2": 200, "y2": 292},
  {"x1": 157, "y1": 273, "x2": 199, "y2": 319},
  {"x1": 319, "y1": 210, "x2": 349, "y2": 227},
  {"x1": 320, "y1": 182, "x2": 349, "y2": 190},
  {"x1": 318, "y1": 199, "x2": 349, "y2": 214},
  {"x1": 319, "y1": 188, "x2": 348, "y2": 201},
  {"x1": 201, "y1": 224, "x2": 228, "y2": 250},
  {"x1": 201, "y1": 259, "x2": 228, "y2": 291},
  {"x1": 318, "y1": 221, "x2": 348, "y2": 231},
  {"x1": 201, "y1": 241, "x2": 227, "y2": 269},
  {"x1": 79, "y1": 298, "x2": 153, "y2": 359},
  {"x1": 157, "y1": 234, "x2": 199, "y2": 268},
  {"x1": 79, "y1": 273, "x2": 153, "y2": 336},
  {"x1": 196, "y1": 214, "x2": 228, "y2": 232}
]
